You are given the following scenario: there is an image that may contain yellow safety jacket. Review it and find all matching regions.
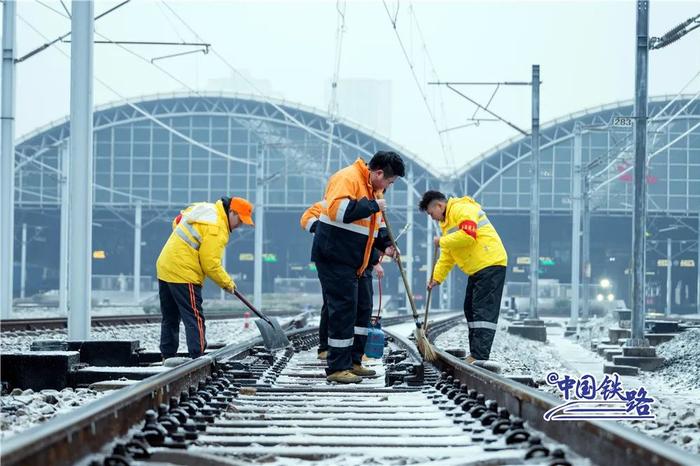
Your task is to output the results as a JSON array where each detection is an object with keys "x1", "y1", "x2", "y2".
[
  {"x1": 156, "y1": 200, "x2": 235, "y2": 290},
  {"x1": 433, "y1": 196, "x2": 507, "y2": 282}
]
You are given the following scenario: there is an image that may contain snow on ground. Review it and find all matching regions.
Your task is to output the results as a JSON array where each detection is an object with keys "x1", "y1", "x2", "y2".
[
  {"x1": 7, "y1": 305, "x2": 150, "y2": 319},
  {"x1": 1, "y1": 318, "x2": 254, "y2": 353},
  {"x1": 0, "y1": 388, "x2": 110, "y2": 439},
  {"x1": 434, "y1": 321, "x2": 567, "y2": 397},
  {"x1": 652, "y1": 328, "x2": 700, "y2": 392},
  {"x1": 572, "y1": 313, "x2": 618, "y2": 350},
  {"x1": 434, "y1": 320, "x2": 700, "y2": 455},
  {"x1": 629, "y1": 328, "x2": 700, "y2": 453},
  {"x1": 0, "y1": 318, "x2": 258, "y2": 438}
]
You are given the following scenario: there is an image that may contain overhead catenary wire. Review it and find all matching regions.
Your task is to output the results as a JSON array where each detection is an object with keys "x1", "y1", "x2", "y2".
[
  {"x1": 17, "y1": 0, "x2": 131, "y2": 63},
  {"x1": 160, "y1": 1, "x2": 350, "y2": 152},
  {"x1": 156, "y1": 0, "x2": 189, "y2": 43},
  {"x1": 22, "y1": 5, "x2": 255, "y2": 167},
  {"x1": 587, "y1": 68, "x2": 700, "y2": 182},
  {"x1": 592, "y1": 118, "x2": 700, "y2": 194},
  {"x1": 324, "y1": 0, "x2": 347, "y2": 175},
  {"x1": 381, "y1": 0, "x2": 451, "y2": 168},
  {"x1": 408, "y1": 2, "x2": 454, "y2": 167},
  {"x1": 589, "y1": 87, "x2": 700, "y2": 181},
  {"x1": 33, "y1": 0, "x2": 432, "y2": 193}
]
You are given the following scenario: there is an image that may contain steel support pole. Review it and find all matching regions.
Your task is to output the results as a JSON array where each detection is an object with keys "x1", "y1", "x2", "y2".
[
  {"x1": 133, "y1": 201, "x2": 142, "y2": 304},
  {"x1": 20, "y1": 223, "x2": 26, "y2": 299},
  {"x1": 254, "y1": 148, "x2": 264, "y2": 310},
  {"x1": 697, "y1": 215, "x2": 700, "y2": 314},
  {"x1": 528, "y1": 64, "x2": 541, "y2": 319},
  {"x1": 629, "y1": 0, "x2": 649, "y2": 347},
  {"x1": 1, "y1": 0, "x2": 16, "y2": 318},
  {"x1": 406, "y1": 170, "x2": 414, "y2": 311},
  {"x1": 666, "y1": 237, "x2": 672, "y2": 316},
  {"x1": 59, "y1": 143, "x2": 70, "y2": 314},
  {"x1": 582, "y1": 177, "x2": 591, "y2": 320},
  {"x1": 570, "y1": 125, "x2": 582, "y2": 326},
  {"x1": 68, "y1": 0, "x2": 94, "y2": 340}
]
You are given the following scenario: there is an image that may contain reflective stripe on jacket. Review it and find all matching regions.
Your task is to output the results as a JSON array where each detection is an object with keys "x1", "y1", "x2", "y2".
[
  {"x1": 433, "y1": 197, "x2": 507, "y2": 282},
  {"x1": 311, "y1": 158, "x2": 390, "y2": 274},
  {"x1": 300, "y1": 202, "x2": 323, "y2": 233},
  {"x1": 156, "y1": 200, "x2": 235, "y2": 290}
]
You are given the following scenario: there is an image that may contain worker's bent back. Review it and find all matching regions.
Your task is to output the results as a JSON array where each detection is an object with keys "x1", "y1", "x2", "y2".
[{"x1": 156, "y1": 200, "x2": 233, "y2": 290}]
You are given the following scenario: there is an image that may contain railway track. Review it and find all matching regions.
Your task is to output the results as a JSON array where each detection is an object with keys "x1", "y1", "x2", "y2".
[
  {"x1": 0, "y1": 311, "x2": 286, "y2": 332},
  {"x1": 1, "y1": 314, "x2": 698, "y2": 466}
]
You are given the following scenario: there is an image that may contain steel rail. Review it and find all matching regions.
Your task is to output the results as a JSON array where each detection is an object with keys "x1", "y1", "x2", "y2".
[
  {"x1": 4, "y1": 312, "x2": 697, "y2": 466},
  {"x1": 425, "y1": 318, "x2": 700, "y2": 466},
  {"x1": 0, "y1": 311, "x2": 295, "y2": 332},
  {"x1": 0, "y1": 314, "x2": 415, "y2": 466}
]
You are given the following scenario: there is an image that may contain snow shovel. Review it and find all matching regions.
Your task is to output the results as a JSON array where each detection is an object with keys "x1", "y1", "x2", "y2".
[{"x1": 233, "y1": 290, "x2": 290, "y2": 351}]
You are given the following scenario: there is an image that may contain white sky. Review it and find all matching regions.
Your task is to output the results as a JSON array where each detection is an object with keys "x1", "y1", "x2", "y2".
[{"x1": 8, "y1": 0, "x2": 700, "y2": 174}]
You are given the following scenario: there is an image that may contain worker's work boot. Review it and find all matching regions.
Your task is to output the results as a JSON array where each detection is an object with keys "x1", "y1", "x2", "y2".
[
  {"x1": 326, "y1": 370, "x2": 362, "y2": 384},
  {"x1": 317, "y1": 351, "x2": 328, "y2": 360},
  {"x1": 163, "y1": 357, "x2": 192, "y2": 367},
  {"x1": 351, "y1": 363, "x2": 376, "y2": 377},
  {"x1": 464, "y1": 355, "x2": 477, "y2": 364}
]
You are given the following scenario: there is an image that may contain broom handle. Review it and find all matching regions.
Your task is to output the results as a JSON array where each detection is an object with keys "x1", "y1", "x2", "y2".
[
  {"x1": 382, "y1": 214, "x2": 420, "y2": 321},
  {"x1": 422, "y1": 243, "x2": 440, "y2": 332}
]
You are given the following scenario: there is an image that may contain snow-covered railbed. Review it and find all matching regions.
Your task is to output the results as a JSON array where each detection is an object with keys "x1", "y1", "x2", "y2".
[
  {"x1": 0, "y1": 388, "x2": 108, "y2": 440},
  {"x1": 1, "y1": 318, "x2": 255, "y2": 353},
  {"x1": 0, "y1": 318, "x2": 258, "y2": 438}
]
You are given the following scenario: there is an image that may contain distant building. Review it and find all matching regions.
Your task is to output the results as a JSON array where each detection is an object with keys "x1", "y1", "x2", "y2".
[
  {"x1": 327, "y1": 78, "x2": 392, "y2": 137},
  {"x1": 12, "y1": 94, "x2": 700, "y2": 314}
]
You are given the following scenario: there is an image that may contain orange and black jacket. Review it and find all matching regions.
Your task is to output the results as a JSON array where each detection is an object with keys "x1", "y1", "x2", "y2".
[
  {"x1": 311, "y1": 158, "x2": 390, "y2": 274},
  {"x1": 302, "y1": 200, "x2": 381, "y2": 274},
  {"x1": 300, "y1": 202, "x2": 323, "y2": 233}
]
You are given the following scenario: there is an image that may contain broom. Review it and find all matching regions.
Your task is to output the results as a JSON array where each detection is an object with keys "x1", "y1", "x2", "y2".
[
  {"x1": 419, "y1": 243, "x2": 440, "y2": 362},
  {"x1": 381, "y1": 211, "x2": 433, "y2": 360}
]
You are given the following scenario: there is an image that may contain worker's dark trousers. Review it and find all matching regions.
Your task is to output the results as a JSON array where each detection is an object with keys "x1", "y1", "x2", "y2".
[
  {"x1": 354, "y1": 272, "x2": 373, "y2": 362},
  {"x1": 463, "y1": 266, "x2": 506, "y2": 360},
  {"x1": 158, "y1": 280, "x2": 207, "y2": 359},
  {"x1": 315, "y1": 260, "x2": 372, "y2": 374},
  {"x1": 318, "y1": 295, "x2": 328, "y2": 354}
]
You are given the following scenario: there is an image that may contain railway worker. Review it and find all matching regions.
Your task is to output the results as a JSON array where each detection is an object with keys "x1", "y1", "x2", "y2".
[
  {"x1": 312, "y1": 151, "x2": 403, "y2": 383},
  {"x1": 420, "y1": 190, "x2": 507, "y2": 363},
  {"x1": 156, "y1": 197, "x2": 254, "y2": 360},
  {"x1": 300, "y1": 201, "x2": 329, "y2": 360},
  {"x1": 300, "y1": 202, "x2": 386, "y2": 362}
]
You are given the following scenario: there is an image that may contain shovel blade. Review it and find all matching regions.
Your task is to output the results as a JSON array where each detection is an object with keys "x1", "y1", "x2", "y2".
[{"x1": 254, "y1": 317, "x2": 290, "y2": 351}]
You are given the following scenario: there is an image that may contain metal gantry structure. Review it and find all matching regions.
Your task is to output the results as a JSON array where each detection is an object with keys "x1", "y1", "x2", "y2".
[
  {"x1": 430, "y1": 65, "x2": 544, "y2": 322},
  {"x1": 11, "y1": 91, "x2": 442, "y2": 323},
  {"x1": 4, "y1": 0, "x2": 700, "y2": 328}
]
